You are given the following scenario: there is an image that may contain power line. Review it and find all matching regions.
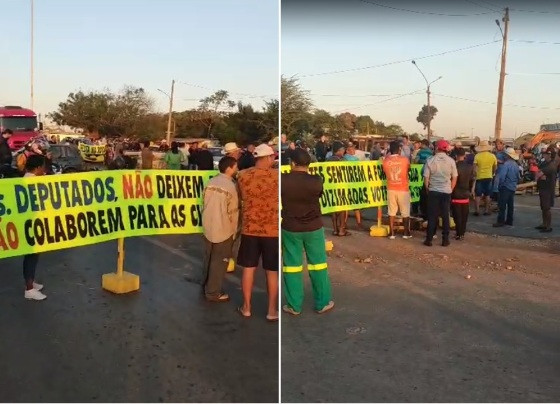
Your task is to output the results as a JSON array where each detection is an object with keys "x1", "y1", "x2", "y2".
[
  {"x1": 177, "y1": 81, "x2": 274, "y2": 99},
  {"x1": 434, "y1": 93, "x2": 560, "y2": 110},
  {"x1": 509, "y1": 39, "x2": 560, "y2": 45},
  {"x1": 509, "y1": 8, "x2": 560, "y2": 15},
  {"x1": 299, "y1": 40, "x2": 500, "y2": 78},
  {"x1": 331, "y1": 89, "x2": 424, "y2": 113},
  {"x1": 463, "y1": 0, "x2": 500, "y2": 12},
  {"x1": 358, "y1": 0, "x2": 495, "y2": 16},
  {"x1": 314, "y1": 92, "x2": 419, "y2": 98}
]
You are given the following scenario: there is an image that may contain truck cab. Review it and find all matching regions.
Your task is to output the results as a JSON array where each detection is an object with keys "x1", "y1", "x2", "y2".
[{"x1": 0, "y1": 106, "x2": 41, "y2": 150}]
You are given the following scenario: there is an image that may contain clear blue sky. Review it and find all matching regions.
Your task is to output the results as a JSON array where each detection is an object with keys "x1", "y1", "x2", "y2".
[
  {"x1": 1, "y1": 0, "x2": 278, "y2": 119},
  {"x1": 282, "y1": 0, "x2": 560, "y2": 139}
]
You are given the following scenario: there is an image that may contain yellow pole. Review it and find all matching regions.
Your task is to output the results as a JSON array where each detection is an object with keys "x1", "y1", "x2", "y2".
[{"x1": 117, "y1": 238, "x2": 124, "y2": 277}]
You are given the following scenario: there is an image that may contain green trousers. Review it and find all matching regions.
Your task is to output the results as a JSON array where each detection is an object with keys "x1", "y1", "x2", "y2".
[{"x1": 282, "y1": 228, "x2": 332, "y2": 312}]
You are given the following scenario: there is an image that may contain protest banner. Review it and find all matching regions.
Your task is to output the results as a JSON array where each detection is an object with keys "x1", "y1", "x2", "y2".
[
  {"x1": 0, "y1": 170, "x2": 216, "y2": 259},
  {"x1": 281, "y1": 161, "x2": 423, "y2": 214},
  {"x1": 78, "y1": 143, "x2": 107, "y2": 163}
]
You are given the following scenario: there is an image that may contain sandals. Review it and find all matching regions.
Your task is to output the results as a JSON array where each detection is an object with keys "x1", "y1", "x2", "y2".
[
  {"x1": 336, "y1": 230, "x2": 351, "y2": 237},
  {"x1": 282, "y1": 305, "x2": 301, "y2": 316},
  {"x1": 266, "y1": 313, "x2": 279, "y2": 322},
  {"x1": 237, "y1": 306, "x2": 251, "y2": 318}
]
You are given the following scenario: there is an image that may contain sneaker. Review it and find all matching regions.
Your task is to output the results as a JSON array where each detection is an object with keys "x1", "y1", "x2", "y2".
[
  {"x1": 433, "y1": 234, "x2": 437, "y2": 239},
  {"x1": 473, "y1": 212, "x2": 480, "y2": 217},
  {"x1": 423, "y1": 240, "x2": 433, "y2": 247},
  {"x1": 402, "y1": 235, "x2": 412, "y2": 239},
  {"x1": 389, "y1": 235, "x2": 396, "y2": 240},
  {"x1": 493, "y1": 223, "x2": 505, "y2": 228},
  {"x1": 33, "y1": 282, "x2": 43, "y2": 291},
  {"x1": 25, "y1": 289, "x2": 47, "y2": 301},
  {"x1": 316, "y1": 301, "x2": 335, "y2": 314},
  {"x1": 540, "y1": 228, "x2": 553, "y2": 233},
  {"x1": 442, "y1": 239, "x2": 450, "y2": 247},
  {"x1": 535, "y1": 225, "x2": 546, "y2": 230},
  {"x1": 282, "y1": 305, "x2": 301, "y2": 316}
]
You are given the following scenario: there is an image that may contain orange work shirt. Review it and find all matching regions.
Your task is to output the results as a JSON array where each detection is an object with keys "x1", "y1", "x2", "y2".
[{"x1": 382, "y1": 154, "x2": 410, "y2": 192}]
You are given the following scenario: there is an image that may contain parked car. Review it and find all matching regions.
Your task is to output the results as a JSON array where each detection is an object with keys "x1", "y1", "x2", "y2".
[{"x1": 13, "y1": 144, "x2": 85, "y2": 174}]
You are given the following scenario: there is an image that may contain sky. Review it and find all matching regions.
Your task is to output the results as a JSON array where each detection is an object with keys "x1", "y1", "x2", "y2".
[
  {"x1": 1, "y1": 0, "x2": 279, "y2": 120},
  {"x1": 282, "y1": 0, "x2": 560, "y2": 139}
]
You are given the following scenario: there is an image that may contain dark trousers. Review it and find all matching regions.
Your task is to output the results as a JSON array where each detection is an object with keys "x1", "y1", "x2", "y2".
[
  {"x1": 539, "y1": 188, "x2": 554, "y2": 228},
  {"x1": 427, "y1": 191, "x2": 451, "y2": 241},
  {"x1": 497, "y1": 187, "x2": 515, "y2": 225},
  {"x1": 202, "y1": 236, "x2": 234, "y2": 298},
  {"x1": 451, "y1": 203, "x2": 469, "y2": 237},
  {"x1": 23, "y1": 254, "x2": 39, "y2": 282},
  {"x1": 419, "y1": 187, "x2": 429, "y2": 220}
]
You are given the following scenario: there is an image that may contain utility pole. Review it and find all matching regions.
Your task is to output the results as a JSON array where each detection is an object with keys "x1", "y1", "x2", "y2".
[
  {"x1": 494, "y1": 7, "x2": 509, "y2": 141},
  {"x1": 166, "y1": 79, "x2": 175, "y2": 144},
  {"x1": 30, "y1": 0, "x2": 34, "y2": 110},
  {"x1": 426, "y1": 86, "x2": 431, "y2": 142}
]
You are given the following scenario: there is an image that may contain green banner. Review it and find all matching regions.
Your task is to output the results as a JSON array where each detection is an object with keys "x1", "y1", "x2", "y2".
[
  {"x1": 0, "y1": 170, "x2": 217, "y2": 259},
  {"x1": 281, "y1": 161, "x2": 423, "y2": 214}
]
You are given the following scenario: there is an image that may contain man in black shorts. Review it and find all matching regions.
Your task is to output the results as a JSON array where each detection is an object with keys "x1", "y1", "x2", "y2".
[{"x1": 236, "y1": 144, "x2": 279, "y2": 321}]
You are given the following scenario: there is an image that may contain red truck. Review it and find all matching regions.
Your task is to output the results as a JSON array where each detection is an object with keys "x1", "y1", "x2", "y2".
[{"x1": 0, "y1": 105, "x2": 43, "y2": 150}]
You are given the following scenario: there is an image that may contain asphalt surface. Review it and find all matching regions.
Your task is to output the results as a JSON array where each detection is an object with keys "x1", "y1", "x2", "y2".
[
  {"x1": 281, "y1": 217, "x2": 560, "y2": 403},
  {"x1": 0, "y1": 234, "x2": 278, "y2": 403},
  {"x1": 360, "y1": 194, "x2": 560, "y2": 239}
]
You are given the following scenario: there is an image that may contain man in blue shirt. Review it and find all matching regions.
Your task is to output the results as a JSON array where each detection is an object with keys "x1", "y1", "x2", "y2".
[{"x1": 493, "y1": 147, "x2": 521, "y2": 227}]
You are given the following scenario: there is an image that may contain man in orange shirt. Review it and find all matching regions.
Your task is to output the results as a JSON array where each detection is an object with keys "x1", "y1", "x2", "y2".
[
  {"x1": 382, "y1": 141, "x2": 412, "y2": 239},
  {"x1": 236, "y1": 144, "x2": 279, "y2": 321}
]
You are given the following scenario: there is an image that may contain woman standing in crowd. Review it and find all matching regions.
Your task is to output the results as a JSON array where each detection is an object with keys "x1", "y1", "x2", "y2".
[{"x1": 164, "y1": 141, "x2": 185, "y2": 170}]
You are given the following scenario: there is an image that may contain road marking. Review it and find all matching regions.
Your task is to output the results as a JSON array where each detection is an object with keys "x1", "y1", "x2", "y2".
[{"x1": 141, "y1": 237, "x2": 265, "y2": 293}]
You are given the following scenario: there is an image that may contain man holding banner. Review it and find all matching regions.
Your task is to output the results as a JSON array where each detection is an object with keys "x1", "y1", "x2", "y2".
[{"x1": 327, "y1": 142, "x2": 350, "y2": 236}]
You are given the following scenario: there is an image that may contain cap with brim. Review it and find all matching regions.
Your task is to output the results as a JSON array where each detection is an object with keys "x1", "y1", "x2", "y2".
[{"x1": 253, "y1": 144, "x2": 274, "y2": 158}]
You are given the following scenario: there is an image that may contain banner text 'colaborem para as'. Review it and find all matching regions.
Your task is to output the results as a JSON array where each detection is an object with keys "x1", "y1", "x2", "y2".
[
  {"x1": 0, "y1": 170, "x2": 216, "y2": 259},
  {"x1": 281, "y1": 161, "x2": 424, "y2": 214}
]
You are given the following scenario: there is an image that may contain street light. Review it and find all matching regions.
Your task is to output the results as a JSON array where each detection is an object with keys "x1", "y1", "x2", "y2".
[{"x1": 412, "y1": 60, "x2": 442, "y2": 142}]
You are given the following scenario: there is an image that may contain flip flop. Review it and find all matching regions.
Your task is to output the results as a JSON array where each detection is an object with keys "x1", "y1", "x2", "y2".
[
  {"x1": 266, "y1": 314, "x2": 279, "y2": 322},
  {"x1": 237, "y1": 306, "x2": 251, "y2": 318},
  {"x1": 337, "y1": 231, "x2": 351, "y2": 237}
]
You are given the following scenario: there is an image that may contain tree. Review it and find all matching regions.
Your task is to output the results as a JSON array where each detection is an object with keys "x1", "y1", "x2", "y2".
[
  {"x1": 355, "y1": 115, "x2": 374, "y2": 134},
  {"x1": 416, "y1": 105, "x2": 438, "y2": 131},
  {"x1": 194, "y1": 90, "x2": 236, "y2": 137},
  {"x1": 281, "y1": 76, "x2": 313, "y2": 137},
  {"x1": 311, "y1": 109, "x2": 335, "y2": 136},
  {"x1": 48, "y1": 86, "x2": 154, "y2": 138},
  {"x1": 49, "y1": 91, "x2": 113, "y2": 138}
]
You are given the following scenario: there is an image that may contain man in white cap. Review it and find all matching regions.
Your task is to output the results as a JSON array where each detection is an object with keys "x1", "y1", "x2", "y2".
[
  {"x1": 493, "y1": 147, "x2": 521, "y2": 227},
  {"x1": 236, "y1": 144, "x2": 279, "y2": 321}
]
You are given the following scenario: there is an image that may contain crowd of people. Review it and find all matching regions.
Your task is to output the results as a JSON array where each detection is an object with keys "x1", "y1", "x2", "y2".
[{"x1": 280, "y1": 133, "x2": 560, "y2": 245}]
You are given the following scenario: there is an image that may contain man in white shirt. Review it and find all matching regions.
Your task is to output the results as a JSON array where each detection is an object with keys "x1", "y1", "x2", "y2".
[{"x1": 201, "y1": 156, "x2": 240, "y2": 302}]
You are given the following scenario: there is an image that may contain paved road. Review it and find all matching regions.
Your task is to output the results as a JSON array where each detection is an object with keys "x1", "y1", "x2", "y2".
[
  {"x1": 360, "y1": 194, "x2": 560, "y2": 239},
  {"x1": 282, "y1": 218, "x2": 560, "y2": 403},
  {"x1": 0, "y1": 234, "x2": 278, "y2": 403}
]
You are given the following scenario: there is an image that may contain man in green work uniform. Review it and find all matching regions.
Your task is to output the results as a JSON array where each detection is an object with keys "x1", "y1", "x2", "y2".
[{"x1": 281, "y1": 148, "x2": 334, "y2": 315}]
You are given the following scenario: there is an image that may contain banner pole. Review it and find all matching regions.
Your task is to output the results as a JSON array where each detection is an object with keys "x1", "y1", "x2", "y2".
[{"x1": 102, "y1": 237, "x2": 140, "y2": 294}]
